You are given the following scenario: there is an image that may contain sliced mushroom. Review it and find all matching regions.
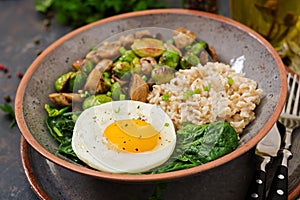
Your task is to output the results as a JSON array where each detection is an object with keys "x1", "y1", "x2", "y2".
[
  {"x1": 84, "y1": 68, "x2": 109, "y2": 94},
  {"x1": 96, "y1": 41, "x2": 121, "y2": 59},
  {"x1": 199, "y1": 51, "x2": 210, "y2": 66},
  {"x1": 135, "y1": 30, "x2": 153, "y2": 39},
  {"x1": 86, "y1": 50, "x2": 101, "y2": 64},
  {"x1": 95, "y1": 59, "x2": 113, "y2": 73},
  {"x1": 48, "y1": 93, "x2": 83, "y2": 106},
  {"x1": 173, "y1": 28, "x2": 196, "y2": 49},
  {"x1": 119, "y1": 34, "x2": 135, "y2": 47},
  {"x1": 207, "y1": 45, "x2": 218, "y2": 62},
  {"x1": 112, "y1": 74, "x2": 129, "y2": 86},
  {"x1": 129, "y1": 74, "x2": 149, "y2": 102},
  {"x1": 140, "y1": 57, "x2": 157, "y2": 76}
]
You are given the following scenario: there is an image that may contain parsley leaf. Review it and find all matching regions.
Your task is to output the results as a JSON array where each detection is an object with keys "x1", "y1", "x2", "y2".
[
  {"x1": 34, "y1": 0, "x2": 169, "y2": 27},
  {"x1": 0, "y1": 103, "x2": 16, "y2": 128}
]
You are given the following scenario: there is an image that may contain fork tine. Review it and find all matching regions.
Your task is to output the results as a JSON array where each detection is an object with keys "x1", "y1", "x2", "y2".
[
  {"x1": 293, "y1": 74, "x2": 300, "y2": 116},
  {"x1": 286, "y1": 73, "x2": 296, "y2": 114}
]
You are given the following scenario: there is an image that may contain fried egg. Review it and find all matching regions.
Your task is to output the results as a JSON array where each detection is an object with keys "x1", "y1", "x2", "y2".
[{"x1": 72, "y1": 100, "x2": 176, "y2": 173}]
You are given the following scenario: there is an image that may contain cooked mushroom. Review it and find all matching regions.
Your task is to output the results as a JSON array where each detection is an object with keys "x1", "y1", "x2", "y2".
[
  {"x1": 134, "y1": 30, "x2": 153, "y2": 39},
  {"x1": 199, "y1": 50, "x2": 210, "y2": 66},
  {"x1": 119, "y1": 34, "x2": 135, "y2": 47},
  {"x1": 129, "y1": 74, "x2": 149, "y2": 102},
  {"x1": 86, "y1": 50, "x2": 101, "y2": 64},
  {"x1": 95, "y1": 59, "x2": 113, "y2": 73},
  {"x1": 140, "y1": 57, "x2": 157, "y2": 76},
  {"x1": 48, "y1": 93, "x2": 83, "y2": 106},
  {"x1": 112, "y1": 74, "x2": 129, "y2": 86},
  {"x1": 96, "y1": 41, "x2": 121, "y2": 59},
  {"x1": 207, "y1": 45, "x2": 218, "y2": 62},
  {"x1": 84, "y1": 68, "x2": 110, "y2": 94},
  {"x1": 173, "y1": 28, "x2": 196, "y2": 49}
]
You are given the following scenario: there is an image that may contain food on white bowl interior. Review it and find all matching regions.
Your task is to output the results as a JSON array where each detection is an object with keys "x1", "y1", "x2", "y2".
[{"x1": 45, "y1": 27, "x2": 262, "y2": 174}]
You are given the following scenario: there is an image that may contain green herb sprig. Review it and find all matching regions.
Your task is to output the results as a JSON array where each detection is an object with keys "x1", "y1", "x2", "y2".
[
  {"x1": 34, "y1": 0, "x2": 169, "y2": 27},
  {"x1": 0, "y1": 103, "x2": 16, "y2": 128}
]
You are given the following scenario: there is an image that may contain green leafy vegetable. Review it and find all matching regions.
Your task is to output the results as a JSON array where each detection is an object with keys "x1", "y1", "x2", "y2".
[
  {"x1": 34, "y1": 0, "x2": 169, "y2": 27},
  {"x1": 150, "y1": 121, "x2": 239, "y2": 174},
  {"x1": 0, "y1": 103, "x2": 16, "y2": 128},
  {"x1": 45, "y1": 104, "x2": 82, "y2": 162}
]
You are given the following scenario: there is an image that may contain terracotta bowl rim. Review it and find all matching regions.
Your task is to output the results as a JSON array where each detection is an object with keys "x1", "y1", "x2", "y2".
[{"x1": 15, "y1": 9, "x2": 287, "y2": 182}]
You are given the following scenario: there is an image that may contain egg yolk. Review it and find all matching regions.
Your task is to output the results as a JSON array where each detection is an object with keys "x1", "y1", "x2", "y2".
[{"x1": 104, "y1": 119, "x2": 160, "y2": 153}]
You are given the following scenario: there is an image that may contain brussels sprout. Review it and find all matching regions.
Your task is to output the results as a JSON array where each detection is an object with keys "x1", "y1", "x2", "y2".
[
  {"x1": 151, "y1": 65, "x2": 176, "y2": 85},
  {"x1": 131, "y1": 57, "x2": 142, "y2": 74},
  {"x1": 81, "y1": 59, "x2": 94, "y2": 74},
  {"x1": 118, "y1": 48, "x2": 137, "y2": 63},
  {"x1": 68, "y1": 71, "x2": 87, "y2": 92},
  {"x1": 180, "y1": 52, "x2": 200, "y2": 69},
  {"x1": 190, "y1": 41, "x2": 207, "y2": 54},
  {"x1": 159, "y1": 49, "x2": 180, "y2": 69},
  {"x1": 54, "y1": 71, "x2": 74, "y2": 92},
  {"x1": 111, "y1": 82, "x2": 127, "y2": 100},
  {"x1": 82, "y1": 94, "x2": 112, "y2": 110},
  {"x1": 113, "y1": 61, "x2": 132, "y2": 78},
  {"x1": 131, "y1": 38, "x2": 165, "y2": 58}
]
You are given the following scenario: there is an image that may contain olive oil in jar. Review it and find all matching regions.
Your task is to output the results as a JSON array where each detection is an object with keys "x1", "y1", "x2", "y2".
[{"x1": 230, "y1": 0, "x2": 300, "y2": 50}]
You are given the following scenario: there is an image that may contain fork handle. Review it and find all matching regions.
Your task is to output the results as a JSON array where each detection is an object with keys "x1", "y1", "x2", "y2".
[{"x1": 267, "y1": 149, "x2": 292, "y2": 200}]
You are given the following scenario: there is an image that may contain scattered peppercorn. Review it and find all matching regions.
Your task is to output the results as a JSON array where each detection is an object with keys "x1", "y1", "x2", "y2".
[
  {"x1": 17, "y1": 72, "x2": 23, "y2": 79},
  {"x1": 43, "y1": 19, "x2": 51, "y2": 27},
  {"x1": 36, "y1": 49, "x2": 43, "y2": 56},
  {"x1": 0, "y1": 64, "x2": 8, "y2": 73},
  {"x1": 33, "y1": 37, "x2": 41, "y2": 45},
  {"x1": 4, "y1": 95, "x2": 11, "y2": 103},
  {"x1": 6, "y1": 74, "x2": 11, "y2": 79}
]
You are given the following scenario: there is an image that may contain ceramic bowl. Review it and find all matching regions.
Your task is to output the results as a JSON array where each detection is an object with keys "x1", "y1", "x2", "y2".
[{"x1": 15, "y1": 9, "x2": 287, "y2": 182}]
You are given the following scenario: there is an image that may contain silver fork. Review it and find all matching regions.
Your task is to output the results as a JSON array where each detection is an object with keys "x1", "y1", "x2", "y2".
[{"x1": 267, "y1": 73, "x2": 300, "y2": 200}]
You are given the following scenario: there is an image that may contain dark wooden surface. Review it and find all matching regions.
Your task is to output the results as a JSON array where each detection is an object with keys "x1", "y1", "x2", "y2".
[{"x1": 0, "y1": 1, "x2": 71, "y2": 199}]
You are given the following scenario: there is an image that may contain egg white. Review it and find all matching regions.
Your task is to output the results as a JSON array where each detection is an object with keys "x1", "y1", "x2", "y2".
[{"x1": 72, "y1": 100, "x2": 176, "y2": 173}]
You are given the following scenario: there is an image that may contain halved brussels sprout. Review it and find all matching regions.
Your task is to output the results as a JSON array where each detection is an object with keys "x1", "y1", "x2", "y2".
[
  {"x1": 82, "y1": 94, "x2": 112, "y2": 110},
  {"x1": 131, "y1": 38, "x2": 165, "y2": 58},
  {"x1": 54, "y1": 71, "x2": 74, "y2": 92},
  {"x1": 159, "y1": 49, "x2": 180, "y2": 69}
]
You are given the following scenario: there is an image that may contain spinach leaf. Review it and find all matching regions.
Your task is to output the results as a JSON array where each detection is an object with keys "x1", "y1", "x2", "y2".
[
  {"x1": 150, "y1": 121, "x2": 239, "y2": 174},
  {"x1": 45, "y1": 104, "x2": 82, "y2": 162},
  {"x1": 0, "y1": 103, "x2": 16, "y2": 128}
]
